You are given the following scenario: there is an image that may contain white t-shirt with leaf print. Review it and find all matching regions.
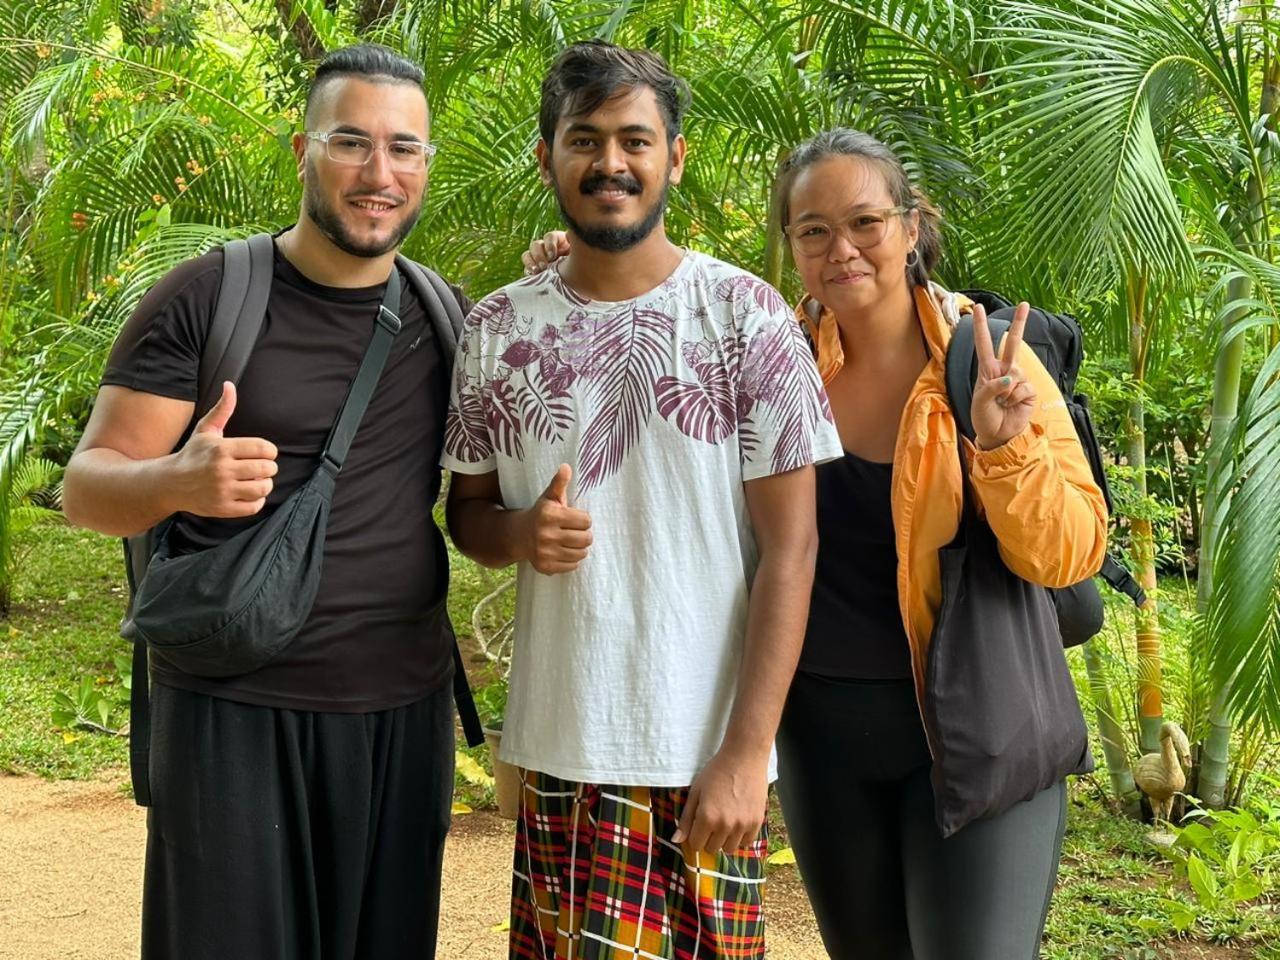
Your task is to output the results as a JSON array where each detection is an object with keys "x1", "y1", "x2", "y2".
[{"x1": 442, "y1": 251, "x2": 842, "y2": 786}]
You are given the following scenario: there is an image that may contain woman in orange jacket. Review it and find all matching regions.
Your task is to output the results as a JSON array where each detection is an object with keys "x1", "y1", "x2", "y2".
[{"x1": 771, "y1": 127, "x2": 1107, "y2": 959}]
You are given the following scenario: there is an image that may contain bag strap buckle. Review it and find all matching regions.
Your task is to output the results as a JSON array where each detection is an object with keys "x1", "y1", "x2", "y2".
[{"x1": 377, "y1": 304, "x2": 402, "y2": 334}]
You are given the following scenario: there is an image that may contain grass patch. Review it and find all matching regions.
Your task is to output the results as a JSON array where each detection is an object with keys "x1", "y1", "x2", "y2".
[
  {"x1": 0, "y1": 508, "x2": 515, "y2": 785},
  {"x1": 0, "y1": 523, "x2": 130, "y2": 777},
  {"x1": 1044, "y1": 782, "x2": 1280, "y2": 958}
]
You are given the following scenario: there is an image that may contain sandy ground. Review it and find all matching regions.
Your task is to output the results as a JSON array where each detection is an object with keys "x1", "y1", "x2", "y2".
[{"x1": 0, "y1": 773, "x2": 825, "y2": 959}]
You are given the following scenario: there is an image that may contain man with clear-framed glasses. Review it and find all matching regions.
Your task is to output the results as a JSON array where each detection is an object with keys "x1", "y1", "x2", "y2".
[
  {"x1": 305, "y1": 129, "x2": 438, "y2": 170},
  {"x1": 63, "y1": 43, "x2": 468, "y2": 960}
]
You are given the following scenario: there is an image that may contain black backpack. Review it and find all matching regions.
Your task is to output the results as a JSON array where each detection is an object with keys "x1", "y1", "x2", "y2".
[
  {"x1": 945, "y1": 289, "x2": 1146, "y2": 647},
  {"x1": 122, "y1": 233, "x2": 484, "y2": 805}
]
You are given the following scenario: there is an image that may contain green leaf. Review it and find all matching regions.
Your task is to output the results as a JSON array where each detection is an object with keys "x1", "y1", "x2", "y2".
[
  {"x1": 1186, "y1": 854, "x2": 1220, "y2": 907},
  {"x1": 1226, "y1": 829, "x2": 1245, "y2": 877},
  {"x1": 1176, "y1": 821, "x2": 1215, "y2": 853},
  {"x1": 1226, "y1": 876, "x2": 1262, "y2": 903},
  {"x1": 1160, "y1": 898, "x2": 1198, "y2": 933}
]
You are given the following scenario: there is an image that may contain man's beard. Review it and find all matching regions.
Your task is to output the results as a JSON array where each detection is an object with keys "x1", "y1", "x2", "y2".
[
  {"x1": 303, "y1": 162, "x2": 422, "y2": 258},
  {"x1": 554, "y1": 171, "x2": 669, "y2": 253}
]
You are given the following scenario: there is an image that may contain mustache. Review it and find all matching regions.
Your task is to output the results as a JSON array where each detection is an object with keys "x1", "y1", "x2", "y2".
[{"x1": 579, "y1": 174, "x2": 642, "y2": 196}]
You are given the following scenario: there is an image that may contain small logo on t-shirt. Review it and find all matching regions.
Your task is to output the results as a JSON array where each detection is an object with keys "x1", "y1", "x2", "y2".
[{"x1": 408, "y1": 334, "x2": 423, "y2": 351}]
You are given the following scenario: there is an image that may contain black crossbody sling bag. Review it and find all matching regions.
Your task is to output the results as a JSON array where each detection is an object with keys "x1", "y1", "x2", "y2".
[
  {"x1": 123, "y1": 270, "x2": 403, "y2": 668},
  {"x1": 122, "y1": 271, "x2": 415, "y2": 804}
]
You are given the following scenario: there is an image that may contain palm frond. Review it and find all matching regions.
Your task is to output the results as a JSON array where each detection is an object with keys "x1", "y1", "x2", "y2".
[{"x1": 979, "y1": 0, "x2": 1267, "y2": 294}]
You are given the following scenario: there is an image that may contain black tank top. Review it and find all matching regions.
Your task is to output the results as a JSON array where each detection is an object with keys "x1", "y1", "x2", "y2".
[{"x1": 799, "y1": 450, "x2": 914, "y2": 679}]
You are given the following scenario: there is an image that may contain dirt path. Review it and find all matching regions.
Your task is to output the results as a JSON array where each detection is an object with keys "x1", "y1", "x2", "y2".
[{"x1": 0, "y1": 773, "x2": 824, "y2": 959}]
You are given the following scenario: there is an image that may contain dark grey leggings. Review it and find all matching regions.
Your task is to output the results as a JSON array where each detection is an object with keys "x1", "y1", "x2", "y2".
[{"x1": 775, "y1": 672, "x2": 1067, "y2": 960}]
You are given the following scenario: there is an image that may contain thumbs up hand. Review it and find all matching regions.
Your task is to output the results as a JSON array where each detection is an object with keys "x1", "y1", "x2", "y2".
[
  {"x1": 522, "y1": 463, "x2": 593, "y2": 575},
  {"x1": 172, "y1": 381, "x2": 279, "y2": 518}
]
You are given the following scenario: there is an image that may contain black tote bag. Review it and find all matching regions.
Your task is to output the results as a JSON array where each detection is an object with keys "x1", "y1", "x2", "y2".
[{"x1": 924, "y1": 444, "x2": 1094, "y2": 838}]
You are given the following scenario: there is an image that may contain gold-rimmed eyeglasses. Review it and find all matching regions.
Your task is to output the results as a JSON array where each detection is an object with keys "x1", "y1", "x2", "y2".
[
  {"x1": 306, "y1": 132, "x2": 437, "y2": 172},
  {"x1": 784, "y1": 206, "x2": 910, "y2": 258}
]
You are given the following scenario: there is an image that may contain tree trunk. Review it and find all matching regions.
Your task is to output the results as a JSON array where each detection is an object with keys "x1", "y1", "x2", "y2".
[
  {"x1": 1082, "y1": 637, "x2": 1142, "y2": 817},
  {"x1": 762, "y1": 149, "x2": 787, "y2": 289},
  {"x1": 1195, "y1": 278, "x2": 1249, "y2": 807},
  {"x1": 276, "y1": 0, "x2": 324, "y2": 60},
  {"x1": 1194, "y1": 46, "x2": 1279, "y2": 807},
  {"x1": 357, "y1": 0, "x2": 398, "y2": 33},
  {"x1": 1127, "y1": 277, "x2": 1163, "y2": 755}
]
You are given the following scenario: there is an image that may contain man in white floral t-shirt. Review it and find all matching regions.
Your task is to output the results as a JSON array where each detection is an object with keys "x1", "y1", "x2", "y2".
[{"x1": 443, "y1": 41, "x2": 840, "y2": 960}]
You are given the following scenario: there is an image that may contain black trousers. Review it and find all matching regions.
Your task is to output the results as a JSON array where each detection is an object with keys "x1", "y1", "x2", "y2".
[
  {"x1": 141, "y1": 680, "x2": 456, "y2": 960},
  {"x1": 775, "y1": 672, "x2": 1066, "y2": 960}
]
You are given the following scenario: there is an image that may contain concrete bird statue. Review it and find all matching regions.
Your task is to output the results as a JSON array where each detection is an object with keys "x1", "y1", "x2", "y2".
[{"x1": 1132, "y1": 721, "x2": 1192, "y2": 833}]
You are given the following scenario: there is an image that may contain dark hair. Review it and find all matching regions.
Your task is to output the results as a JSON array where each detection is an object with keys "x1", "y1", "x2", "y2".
[
  {"x1": 775, "y1": 128, "x2": 942, "y2": 287},
  {"x1": 539, "y1": 40, "x2": 691, "y2": 148},
  {"x1": 305, "y1": 43, "x2": 426, "y2": 125}
]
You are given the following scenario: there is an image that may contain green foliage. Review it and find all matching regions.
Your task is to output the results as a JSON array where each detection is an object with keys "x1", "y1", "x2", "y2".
[
  {"x1": 1042, "y1": 783, "x2": 1280, "y2": 958},
  {"x1": 50, "y1": 665, "x2": 129, "y2": 736},
  {"x1": 473, "y1": 678, "x2": 508, "y2": 730},
  {"x1": 1204, "y1": 252, "x2": 1280, "y2": 730},
  {"x1": 1158, "y1": 787, "x2": 1280, "y2": 936},
  {"x1": 0, "y1": 524, "x2": 130, "y2": 777},
  {"x1": 1070, "y1": 583, "x2": 1201, "y2": 760},
  {"x1": 0, "y1": 454, "x2": 63, "y2": 613}
]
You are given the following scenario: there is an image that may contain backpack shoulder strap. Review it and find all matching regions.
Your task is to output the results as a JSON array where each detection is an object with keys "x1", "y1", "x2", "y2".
[
  {"x1": 395, "y1": 257, "x2": 484, "y2": 748},
  {"x1": 126, "y1": 232, "x2": 274, "y2": 807},
  {"x1": 397, "y1": 257, "x2": 463, "y2": 365},
  {"x1": 958, "y1": 288, "x2": 1014, "y2": 313},
  {"x1": 944, "y1": 312, "x2": 1011, "y2": 441},
  {"x1": 196, "y1": 232, "x2": 275, "y2": 418}
]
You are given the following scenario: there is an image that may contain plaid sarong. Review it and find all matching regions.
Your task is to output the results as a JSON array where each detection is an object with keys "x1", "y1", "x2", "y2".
[{"x1": 509, "y1": 769, "x2": 768, "y2": 960}]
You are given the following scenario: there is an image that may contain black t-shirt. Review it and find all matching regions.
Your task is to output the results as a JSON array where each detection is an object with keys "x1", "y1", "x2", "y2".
[
  {"x1": 102, "y1": 240, "x2": 468, "y2": 712},
  {"x1": 799, "y1": 450, "x2": 914, "y2": 679}
]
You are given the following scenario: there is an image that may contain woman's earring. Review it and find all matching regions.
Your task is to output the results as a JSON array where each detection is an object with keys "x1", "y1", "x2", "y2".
[{"x1": 905, "y1": 248, "x2": 920, "y2": 268}]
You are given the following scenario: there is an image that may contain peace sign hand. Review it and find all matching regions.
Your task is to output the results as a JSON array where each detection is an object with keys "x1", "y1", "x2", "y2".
[{"x1": 970, "y1": 301, "x2": 1037, "y2": 451}]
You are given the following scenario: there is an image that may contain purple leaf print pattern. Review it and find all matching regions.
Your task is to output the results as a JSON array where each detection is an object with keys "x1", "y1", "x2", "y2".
[
  {"x1": 578, "y1": 306, "x2": 674, "y2": 489},
  {"x1": 444, "y1": 389, "x2": 491, "y2": 464},
  {"x1": 517, "y1": 371, "x2": 573, "y2": 444},
  {"x1": 656, "y1": 339, "x2": 736, "y2": 444},
  {"x1": 482, "y1": 377, "x2": 523, "y2": 459},
  {"x1": 739, "y1": 318, "x2": 821, "y2": 474},
  {"x1": 714, "y1": 275, "x2": 787, "y2": 315},
  {"x1": 469, "y1": 293, "x2": 516, "y2": 335},
  {"x1": 740, "y1": 319, "x2": 795, "y2": 405},
  {"x1": 502, "y1": 339, "x2": 540, "y2": 368},
  {"x1": 539, "y1": 349, "x2": 576, "y2": 397},
  {"x1": 561, "y1": 310, "x2": 609, "y2": 381}
]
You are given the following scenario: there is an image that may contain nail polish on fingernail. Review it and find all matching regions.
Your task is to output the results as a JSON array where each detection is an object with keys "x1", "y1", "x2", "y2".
[{"x1": 1000, "y1": 376, "x2": 1011, "y2": 386}]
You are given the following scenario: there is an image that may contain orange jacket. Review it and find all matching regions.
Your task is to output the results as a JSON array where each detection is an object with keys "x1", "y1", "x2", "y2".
[{"x1": 798, "y1": 285, "x2": 1109, "y2": 705}]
